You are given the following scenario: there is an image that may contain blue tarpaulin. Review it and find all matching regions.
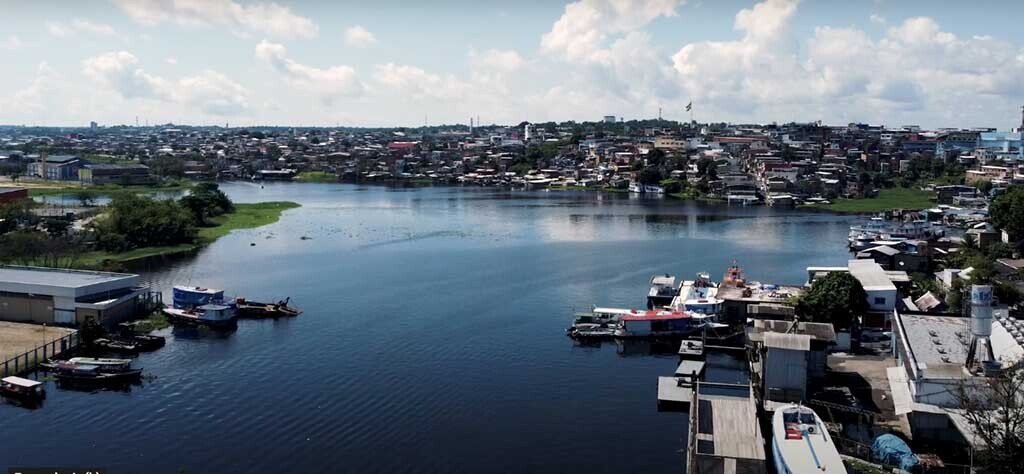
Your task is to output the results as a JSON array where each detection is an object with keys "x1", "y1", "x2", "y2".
[{"x1": 872, "y1": 434, "x2": 919, "y2": 472}]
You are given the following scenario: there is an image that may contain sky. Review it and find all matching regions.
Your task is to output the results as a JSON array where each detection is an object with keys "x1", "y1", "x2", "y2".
[{"x1": 1, "y1": 0, "x2": 1023, "y2": 129}]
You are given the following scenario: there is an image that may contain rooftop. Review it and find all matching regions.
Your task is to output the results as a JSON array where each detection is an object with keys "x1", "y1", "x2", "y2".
[
  {"x1": 0, "y1": 265, "x2": 137, "y2": 289},
  {"x1": 899, "y1": 313, "x2": 1023, "y2": 376},
  {"x1": 848, "y1": 259, "x2": 897, "y2": 291}
]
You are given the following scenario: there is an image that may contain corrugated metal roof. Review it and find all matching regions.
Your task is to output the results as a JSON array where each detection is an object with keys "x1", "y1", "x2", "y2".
[{"x1": 764, "y1": 332, "x2": 811, "y2": 351}]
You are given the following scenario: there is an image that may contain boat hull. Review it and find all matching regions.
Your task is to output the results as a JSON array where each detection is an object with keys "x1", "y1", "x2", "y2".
[{"x1": 163, "y1": 308, "x2": 238, "y2": 328}]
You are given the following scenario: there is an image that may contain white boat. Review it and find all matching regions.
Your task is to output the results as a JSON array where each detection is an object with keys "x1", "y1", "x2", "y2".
[
  {"x1": 848, "y1": 217, "x2": 943, "y2": 249},
  {"x1": 647, "y1": 274, "x2": 677, "y2": 309},
  {"x1": 67, "y1": 357, "x2": 133, "y2": 367},
  {"x1": 164, "y1": 304, "x2": 237, "y2": 328},
  {"x1": 772, "y1": 404, "x2": 846, "y2": 473},
  {"x1": 670, "y1": 272, "x2": 722, "y2": 319}
]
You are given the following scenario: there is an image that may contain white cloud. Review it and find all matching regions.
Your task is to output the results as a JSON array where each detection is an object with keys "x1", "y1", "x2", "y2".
[
  {"x1": 255, "y1": 40, "x2": 363, "y2": 104},
  {"x1": 165, "y1": 56, "x2": 178, "y2": 65},
  {"x1": 665, "y1": 0, "x2": 1024, "y2": 125},
  {"x1": 82, "y1": 51, "x2": 249, "y2": 115},
  {"x1": 373, "y1": 63, "x2": 467, "y2": 100},
  {"x1": 1, "y1": 35, "x2": 22, "y2": 51},
  {"x1": 869, "y1": 13, "x2": 885, "y2": 25},
  {"x1": 469, "y1": 49, "x2": 524, "y2": 73},
  {"x1": 46, "y1": 19, "x2": 118, "y2": 38},
  {"x1": 344, "y1": 25, "x2": 377, "y2": 47},
  {"x1": 112, "y1": 0, "x2": 318, "y2": 39},
  {"x1": 0, "y1": 62, "x2": 60, "y2": 117},
  {"x1": 541, "y1": 0, "x2": 682, "y2": 65}
]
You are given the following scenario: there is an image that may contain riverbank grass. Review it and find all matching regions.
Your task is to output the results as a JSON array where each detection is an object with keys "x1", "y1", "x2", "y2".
[
  {"x1": 294, "y1": 171, "x2": 337, "y2": 183},
  {"x1": 26, "y1": 181, "x2": 193, "y2": 198},
  {"x1": 76, "y1": 201, "x2": 300, "y2": 269},
  {"x1": 803, "y1": 187, "x2": 933, "y2": 214}
]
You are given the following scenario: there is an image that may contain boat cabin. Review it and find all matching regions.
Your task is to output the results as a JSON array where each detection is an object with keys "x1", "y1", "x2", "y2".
[{"x1": 1, "y1": 376, "x2": 45, "y2": 399}]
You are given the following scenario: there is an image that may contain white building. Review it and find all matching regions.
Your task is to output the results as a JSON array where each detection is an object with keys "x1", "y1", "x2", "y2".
[
  {"x1": 848, "y1": 259, "x2": 897, "y2": 312},
  {"x1": 0, "y1": 266, "x2": 157, "y2": 326},
  {"x1": 889, "y1": 306, "x2": 1023, "y2": 445}
]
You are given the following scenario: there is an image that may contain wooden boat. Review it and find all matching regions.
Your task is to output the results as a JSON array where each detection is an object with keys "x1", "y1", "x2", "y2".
[
  {"x1": 122, "y1": 334, "x2": 165, "y2": 351},
  {"x1": 51, "y1": 362, "x2": 142, "y2": 385},
  {"x1": 116, "y1": 323, "x2": 167, "y2": 351},
  {"x1": 235, "y1": 297, "x2": 302, "y2": 318},
  {"x1": 93, "y1": 338, "x2": 140, "y2": 354},
  {"x1": 1, "y1": 376, "x2": 45, "y2": 402}
]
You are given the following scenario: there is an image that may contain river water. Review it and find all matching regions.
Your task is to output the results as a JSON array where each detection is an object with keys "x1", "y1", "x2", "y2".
[{"x1": 2, "y1": 182, "x2": 856, "y2": 473}]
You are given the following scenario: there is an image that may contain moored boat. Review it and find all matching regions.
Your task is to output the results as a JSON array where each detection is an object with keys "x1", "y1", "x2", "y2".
[
  {"x1": 93, "y1": 337, "x2": 140, "y2": 354},
  {"x1": 235, "y1": 297, "x2": 302, "y2": 318},
  {"x1": 772, "y1": 404, "x2": 846, "y2": 474},
  {"x1": 1, "y1": 376, "x2": 45, "y2": 403},
  {"x1": 615, "y1": 309, "x2": 708, "y2": 338},
  {"x1": 647, "y1": 274, "x2": 677, "y2": 309},
  {"x1": 163, "y1": 304, "x2": 238, "y2": 328},
  {"x1": 51, "y1": 361, "x2": 142, "y2": 385}
]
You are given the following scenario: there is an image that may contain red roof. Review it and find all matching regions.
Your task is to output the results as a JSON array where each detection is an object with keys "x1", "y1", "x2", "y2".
[{"x1": 621, "y1": 310, "x2": 691, "y2": 321}]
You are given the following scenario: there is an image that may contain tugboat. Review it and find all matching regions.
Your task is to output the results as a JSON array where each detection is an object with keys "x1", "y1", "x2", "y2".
[
  {"x1": 721, "y1": 262, "x2": 746, "y2": 287},
  {"x1": 235, "y1": 297, "x2": 302, "y2": 318},
  {"x1": 1, "y1": 376, "x2": 46, "y2": 404}
]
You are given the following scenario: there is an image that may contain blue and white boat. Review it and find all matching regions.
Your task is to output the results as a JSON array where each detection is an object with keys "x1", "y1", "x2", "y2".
[
  {"x1": 772, "y1": 404, "x2": 846, "y2": 473},
  {"x1": 164, "y1": 286, "x2": 238, "y2": 328}
]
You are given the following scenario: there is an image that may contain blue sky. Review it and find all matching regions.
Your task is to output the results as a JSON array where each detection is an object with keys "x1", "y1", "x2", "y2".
[{"x1": 1, "y1": 0, "x2": 1023, "y2": 128}]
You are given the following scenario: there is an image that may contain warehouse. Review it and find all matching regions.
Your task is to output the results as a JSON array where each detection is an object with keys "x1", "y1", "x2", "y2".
[{"x1": 0, "y1": 265, "x2": 159, "y2": 326}]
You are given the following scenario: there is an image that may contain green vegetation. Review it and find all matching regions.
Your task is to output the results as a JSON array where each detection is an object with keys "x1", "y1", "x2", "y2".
[
  {"x1": 180, "y1": 182, "x2": 234, "y2": 225},
  {"x1": 803, "y1": 187, "x2": 933, "y2": 213},
  {"x1": 26, "y1": 180, "x2": 193, "y2": 198},
  {"x1": 990, "y1": 186, "x2": 1024, "y2": 241},
  {"x1": 1, "y1": 180, "x2": 299, "y2": 270},
  {"x1": 77, "y1": 201, "x2": 299, "y2": 269},
  {"x1": 795, "y1": 272, "x2": 868, "y2": 330},
  {"x1": 295, "y1": 171, "x2": 338, "y2": 183},
  {"x1": 197, "y1": 201, "x2": 300, "y2": 242},
  {"x1": 129, "y1": 311, "x2": 171, "y2": 333}
]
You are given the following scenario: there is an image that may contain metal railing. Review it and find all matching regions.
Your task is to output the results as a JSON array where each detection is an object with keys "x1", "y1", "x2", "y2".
[{"x1": 1, "y1": 331, "x2": 80, "y2": 377}]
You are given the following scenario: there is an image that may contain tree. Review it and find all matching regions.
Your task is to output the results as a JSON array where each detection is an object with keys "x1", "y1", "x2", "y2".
[
  {"x1": 179, "y1": 182, "x2": 234, "y2": 226},
  {"x1": 94, "y1": 192, "x2": 197, "y2": 250},
  {"x1": 638, "y1": 167, "x2": 663, "y2": 186},
  {"x1": 991, "y1": 187, "x2": 1024, "y2": 243},
  {"x1": 957, "y1": 365, "x2": 1024, "y2": 474},
  {"x1": 795, "y1": 272, "x2": 868, "y2": 330},
  {"x1": 42, "y1": 218, "x2": 71, "y2": 238}
]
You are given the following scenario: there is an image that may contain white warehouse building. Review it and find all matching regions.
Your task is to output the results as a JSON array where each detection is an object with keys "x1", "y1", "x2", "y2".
[{"x1": 0, "y1": 266, "x2": 158, "y2": 326}]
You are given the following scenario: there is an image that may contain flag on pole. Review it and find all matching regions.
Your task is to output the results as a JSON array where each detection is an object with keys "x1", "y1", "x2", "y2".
[{"x1": 685, "y1": 101, "x2": 692, "y2": 112}]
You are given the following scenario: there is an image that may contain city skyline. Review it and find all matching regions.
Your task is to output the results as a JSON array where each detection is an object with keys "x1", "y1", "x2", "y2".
[{"x1": 1, "y1": 0, "x2": 1023, "y2": 129}]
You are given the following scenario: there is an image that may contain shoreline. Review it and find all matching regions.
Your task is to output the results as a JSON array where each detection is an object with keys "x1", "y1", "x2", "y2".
[{"x1": 73, "y1": 201, "x2": 300, "y2": 271}]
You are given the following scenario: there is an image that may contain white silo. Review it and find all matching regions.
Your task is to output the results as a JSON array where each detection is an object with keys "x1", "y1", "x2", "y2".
[{"x1": 965, "y1": 285, "x2": 995, "y2": 368}]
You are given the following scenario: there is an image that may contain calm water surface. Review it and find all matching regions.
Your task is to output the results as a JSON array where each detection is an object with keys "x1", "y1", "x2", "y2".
[{"x1": 2, "y1": 183, "x2": 855, "y2": 473}]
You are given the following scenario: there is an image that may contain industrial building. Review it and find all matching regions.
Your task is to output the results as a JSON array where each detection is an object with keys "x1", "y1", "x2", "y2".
[
  {"x1": 79, "y1": 163, "x2": 154, "y2": 185},
  {"x1": 0, "y1": 265, "x2": 159, "y2": 326},
  {"x1": 888, "y1": 285, "x2": 1024, "y2": 446},
  {"x1": 25, "y1": 154, "x2": 83, "y2": 181}
]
